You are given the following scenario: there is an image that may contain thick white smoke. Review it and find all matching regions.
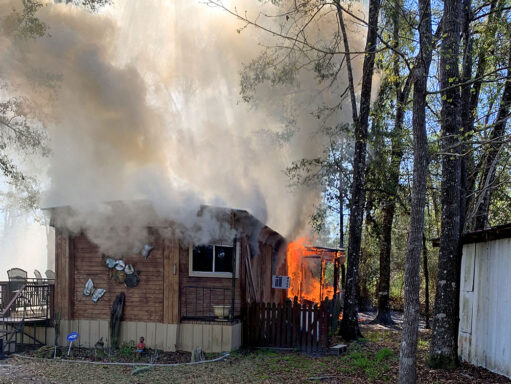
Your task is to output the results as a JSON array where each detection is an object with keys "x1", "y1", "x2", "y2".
[{"x1": 0, "y1": 0, "x2": 369, "y2": 256}]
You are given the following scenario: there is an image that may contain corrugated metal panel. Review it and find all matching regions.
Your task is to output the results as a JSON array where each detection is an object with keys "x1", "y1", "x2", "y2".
[{"x1": 459, "y1": 238, "x2": 511, "y2": 379}]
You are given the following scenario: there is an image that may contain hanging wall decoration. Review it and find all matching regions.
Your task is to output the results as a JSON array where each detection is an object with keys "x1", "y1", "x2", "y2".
[
  {"x1": 141, "y1": 244, "x2": 154, "y2": 259},
  {"x1": 102, "y1": 252, "x2": 142, "y2": 289},
  {"x1": 83, "y1": 278, "x2": 106, "y2": 303},
  {"x1": 125, "y1": 272, "x2": 140, "y2": 288},
  {"x1": 105, "y1": 258, "x2": 117, "y2": 269}
]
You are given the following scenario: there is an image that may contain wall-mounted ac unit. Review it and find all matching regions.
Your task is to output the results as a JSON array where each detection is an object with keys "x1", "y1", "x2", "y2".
[{"x1": 272, "y1": 275, "x2": 290, "y2": 289}]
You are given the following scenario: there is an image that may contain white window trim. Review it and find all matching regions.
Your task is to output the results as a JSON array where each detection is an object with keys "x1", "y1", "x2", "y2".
[{"x1": 188, "y1": 241, "x2": 240, "y2": 278}]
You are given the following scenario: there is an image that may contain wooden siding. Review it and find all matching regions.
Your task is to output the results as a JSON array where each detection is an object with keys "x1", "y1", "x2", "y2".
[
  {"x1": 249, "y1": 241, "x2": 287, "y2": 304},
  {"x1": 72, "y1": 233, "x2": 165, "y2": 322}
]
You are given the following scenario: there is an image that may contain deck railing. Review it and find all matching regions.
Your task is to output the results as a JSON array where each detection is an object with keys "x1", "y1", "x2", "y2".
[{"x1": 0, "y1": 282, "x2": 54, "y2": 323}]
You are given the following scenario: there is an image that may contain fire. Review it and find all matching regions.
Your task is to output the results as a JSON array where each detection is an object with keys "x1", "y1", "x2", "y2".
[{"x1": 286, "y1": 237, "x2": 335, "y2": 304}]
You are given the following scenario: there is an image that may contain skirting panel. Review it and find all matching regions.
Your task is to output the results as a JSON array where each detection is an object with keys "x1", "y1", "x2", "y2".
[{"x1": 33, "y1": 320, "x2": 241, "y2": 353}]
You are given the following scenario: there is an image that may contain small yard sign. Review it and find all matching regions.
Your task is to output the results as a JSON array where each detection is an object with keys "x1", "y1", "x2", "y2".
[
  {"x1": 67, "y1": 332, "x2": 79, "y2": 342},
  {"x1": 272, "y1": 275, "x2": 290, "y2": 289},
  {"x1": 66, "y1": 332, "x2": 79, "y2": 356}
]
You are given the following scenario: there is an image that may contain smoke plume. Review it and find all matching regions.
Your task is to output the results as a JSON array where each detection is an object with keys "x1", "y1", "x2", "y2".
[{"x1": 0, "y1": 0, "x2": 369, "y2": 254}]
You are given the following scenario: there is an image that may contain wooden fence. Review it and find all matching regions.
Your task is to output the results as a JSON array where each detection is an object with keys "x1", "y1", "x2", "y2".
[{"x1": 244, "y1": 297, "x2": 330, "y2": 353}]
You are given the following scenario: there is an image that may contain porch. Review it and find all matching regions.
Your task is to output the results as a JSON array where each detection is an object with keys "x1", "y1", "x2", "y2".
[{"x1": 0, "y1": 280, "x2": 54, "y2": 354}]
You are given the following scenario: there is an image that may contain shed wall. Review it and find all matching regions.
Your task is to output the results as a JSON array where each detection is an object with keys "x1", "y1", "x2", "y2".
[{"x1": 459, "y1": 238, "x2": 511, "y2": 379}]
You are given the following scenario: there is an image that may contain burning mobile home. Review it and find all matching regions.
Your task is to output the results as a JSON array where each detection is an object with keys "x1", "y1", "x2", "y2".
[{"x1": 47, "y1": 203, "x2": 287, "y2": 353}]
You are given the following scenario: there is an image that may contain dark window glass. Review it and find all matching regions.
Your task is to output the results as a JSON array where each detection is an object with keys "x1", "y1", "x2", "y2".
[
  {"x1": 214, "y1": 246, "x2": 233, "y2": 273},
  {"x1": 192, "y1": 245, "x2": 213, "y2": 272}
]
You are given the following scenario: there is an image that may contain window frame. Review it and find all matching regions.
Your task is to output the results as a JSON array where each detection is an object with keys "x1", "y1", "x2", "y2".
[{"x1": 188, "y1": 241, "x2": 240, "y2": 278}]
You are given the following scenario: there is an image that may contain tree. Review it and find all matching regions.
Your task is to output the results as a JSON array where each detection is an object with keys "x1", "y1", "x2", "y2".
[
  {"x1": 371, "y1": 0, "x2": 412, "y2": 325},
  {"x1": 337, "y1": 0, "x2": 382, "y2": 340},
  {"x1": 429, "y1": 0, "x2": 463, "y2": 369},
  {"x1": 398, "y1": 0, "x2": 433, "y2": 380},
  {"x1": 1, "y1": 0, "x2": 50, "y2": 209},
  {"x1": 0, "y1": 0, "x2": 112, "y2": 210},
  {"x1": 208, "y1": 1, "x2": 383, "y2": 339},
  {"x1": 472, "y1": 41, "x2": 511, "y2": 229}
]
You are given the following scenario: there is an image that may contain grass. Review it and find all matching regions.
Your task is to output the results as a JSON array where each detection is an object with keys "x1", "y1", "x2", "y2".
[
  {"x1": 4, "y1": 326, "x2": 510, "y2": 384},
  {"x1": 340, "y1": 345, "x2": 394, "y2": 381}
]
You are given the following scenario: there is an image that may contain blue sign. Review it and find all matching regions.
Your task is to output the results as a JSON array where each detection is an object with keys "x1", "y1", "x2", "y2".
[{"x1": 66, "y1": 332, "x2": 79, "y2": 342}]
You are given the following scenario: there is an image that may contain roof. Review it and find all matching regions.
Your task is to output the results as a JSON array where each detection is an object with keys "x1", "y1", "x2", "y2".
[
  {"x1": 432, "y1": 223, "x2": 511, "y2": 247},
  {"x1": 46, "y1": 201, "x2": 286, "y2": 249},
  {"x1": 461, "y1": 223, "x2": 511, "y2": 244}
]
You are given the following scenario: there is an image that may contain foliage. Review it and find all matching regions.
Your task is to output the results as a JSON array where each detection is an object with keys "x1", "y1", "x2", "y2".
[{"x1": 117, "y1": 341, "x2": 136, "y2": 360}]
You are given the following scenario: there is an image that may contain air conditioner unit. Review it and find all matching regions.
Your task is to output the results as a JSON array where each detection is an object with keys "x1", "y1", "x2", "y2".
[{"x1": 272, "y1": 275, "x2": 290, "y2": 289}]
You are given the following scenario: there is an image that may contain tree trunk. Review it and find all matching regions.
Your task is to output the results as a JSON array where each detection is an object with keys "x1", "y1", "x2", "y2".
[
  {"x1": 338, "y1": 0, "x2": 381, "y2": 341},
  {"x1": 339, "y1": 173, "x2": 344, "y2": 248},
  {"x1": 109, "y1": 292, "x2": 126, "y2": 350},
  {"x1": 459, "y1": 0, "x2": 473, "y2": 236},
  {"x1": 398, "y1": 0, "x2": 432, "y2": 380},
  {"x1": 423, "y1": 234, "x2": 430, "y2": 329},
  {"x1": 430, "y1": 0, "x2": 463, "y2": 369},
  {"x1": 373, "y1": 80, "x2": 411, "y2": 326},
  {"x1": 373, "y1": 200, "x2": 395, "y2": 324}
]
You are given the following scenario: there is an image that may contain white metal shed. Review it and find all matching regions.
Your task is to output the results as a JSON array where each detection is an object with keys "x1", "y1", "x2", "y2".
[{"x1": 459, "y1": 224, "x2": 511, "y2": 379}]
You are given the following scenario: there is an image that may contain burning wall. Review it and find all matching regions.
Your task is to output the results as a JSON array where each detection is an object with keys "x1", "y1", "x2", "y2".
[{"x1": 286, "y1": 237, "x2": 344, "y2": 304}]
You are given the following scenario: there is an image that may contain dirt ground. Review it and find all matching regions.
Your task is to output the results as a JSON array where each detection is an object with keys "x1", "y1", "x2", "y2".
[{"x1": 0, "y1": 325, "x2": 509, "y2": 384}]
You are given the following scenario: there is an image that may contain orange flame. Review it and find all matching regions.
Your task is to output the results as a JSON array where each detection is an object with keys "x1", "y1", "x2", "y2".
[{"x1": 286, "y1": 237, "x2": 335, "y2": 304}]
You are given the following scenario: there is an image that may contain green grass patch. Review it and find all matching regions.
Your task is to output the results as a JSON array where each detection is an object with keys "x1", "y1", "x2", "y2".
[
  {"x1": 418, "y1": 338, "x2": 429, "y2": 350},
  {"x1": 340, "y1": 347, "x2": 394, "y2": 381}
]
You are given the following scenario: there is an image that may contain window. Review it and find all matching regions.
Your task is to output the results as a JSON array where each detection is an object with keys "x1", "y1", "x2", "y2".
[{"x1": 189, "y1": 243, "x2": 239, "y2": 278}]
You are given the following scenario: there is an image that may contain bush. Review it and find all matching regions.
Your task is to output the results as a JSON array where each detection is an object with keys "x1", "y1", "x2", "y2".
[{"x1": 117, "y1": 341, "x2": 136, "y2": 359}]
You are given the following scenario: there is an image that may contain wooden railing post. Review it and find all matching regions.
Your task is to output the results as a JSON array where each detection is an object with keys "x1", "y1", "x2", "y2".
[{"x1": 292, "y1": 297, "x2": 299, "y2": 348}]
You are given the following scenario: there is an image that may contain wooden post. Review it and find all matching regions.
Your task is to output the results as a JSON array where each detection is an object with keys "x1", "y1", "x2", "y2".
[
  {"x1": 164, "y1": 236, "x2": 180, "y2": 324},
  {"x1": 265, "y1": 303, "x2": 271, "y2": 346},
  {"x1": 313, "y1": 304, "x2": 319, "y2": 352},
  {"x1": 271, "y1": 303, "x2": 276, "y2": 346},
  {"x1": 292, "y1": 297, "x2": 299, "y2": 347},
  {"x1": 286, "y1": 300, "x2": 292, "y2": 347},
  {"x1": 333, "y1": 257, "x2": 340, "y2": 299},
  {"x1": 307, "y1": 304, "x2": 313, "y2": 353},
  {"x1": 254, "y1": 301, "x2": 260, "y2": 346},
  {"x1": 300, "y1": 304, "x2": 306, "y2": 351},
  {"x1": 230, "y1": 237, "x2": 237, "y2": 322},
  {"x1": 319, "y1": 258, "x2": 324, "y2": 302},
  {"x1": 55, "y1": 229, "x2": 74, "y2": 320}
]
